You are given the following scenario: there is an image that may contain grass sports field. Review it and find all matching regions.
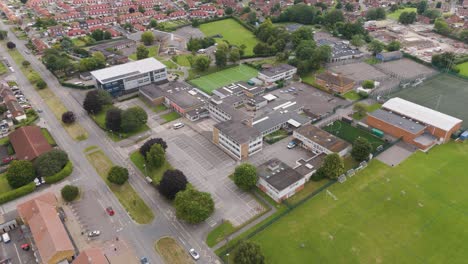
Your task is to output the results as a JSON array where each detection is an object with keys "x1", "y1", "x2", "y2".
[
  {"x1": 455, "y1": 62, "x2": 468, "y2": 77},
  {"x1": 392, "y1": 74, "x2": 468, "y2": 126},
  {"x1": 190, "y1": 65, "x2": 258, "y2": 94},
  {"x1": 252, "y1": 142, "x2": 468, "y2": 263},
  {"x1": 199, "y1": 19, "x2": 259, "y2": 56},
  {"x1": 323, "y1": 120, "x2": 386, "y2": 151}
]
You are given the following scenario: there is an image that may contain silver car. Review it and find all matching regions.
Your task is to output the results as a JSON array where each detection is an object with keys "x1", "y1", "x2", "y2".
[
  {"x1": 189, "y1": 248, "x2": 200, "y2": 260},
  {"x1": 88, "y1": 230, "x2": 101, "y2": 237}
]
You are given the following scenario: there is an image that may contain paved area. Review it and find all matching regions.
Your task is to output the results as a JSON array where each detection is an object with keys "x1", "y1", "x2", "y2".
[
  {"x1": 0, "y1": 226, "x2": 37, "y2": 264},
  {"x1": 375, "y1": 58, "x2": 437, "y2": 79},
  {"x1": 376, "y1": 141, "x2": 417, "y2": 166},
  {"x1": 330, "y1": 62, "x2": 388, "y2": 82},
  {"x1": 174, "y1": 26, "x2": 205, "y2": 40}
]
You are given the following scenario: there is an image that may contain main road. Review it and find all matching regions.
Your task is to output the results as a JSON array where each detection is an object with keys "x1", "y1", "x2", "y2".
[{"x1": 0, "y1": 21, "x2": 219, "y2": 264}]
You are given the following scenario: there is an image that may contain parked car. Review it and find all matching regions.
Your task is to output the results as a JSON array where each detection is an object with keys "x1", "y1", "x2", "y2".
[
  {"x1": 287, "y1": 140, "x2": 298, "y2": 149},
  {"x1": 2, "y1": 156, "x2": 15, "y2": 164},
  {"x1": 173, "y1": 123, "x2": 184, "y2": 129},
  {"x1": 2, "y1": 232, "x2": 10, "y2": 243},
  {"x1": 34, "y1": 178, "x2": 42, "y2": 187},
  {"x1": 140, "y1": 257, "x2": 149, "y2": 264},
  {"x1": 21, "y1": 243, "x2": 30, "y2": 251},
  {"x1": 106, "y1": 207, "x2": 115, "y2": 216},
  {"x1": 189, "y1": 249, "x2": 200, "y2": 260},
  {"x1": 88, "y1": 230, "x2": 101, "y2": 237}
]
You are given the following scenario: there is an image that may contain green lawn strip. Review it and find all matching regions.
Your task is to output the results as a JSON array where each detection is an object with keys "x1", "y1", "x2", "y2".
[
  {"x1": 41, "y1": 128, "x2": 57, "y2": 146},
  {"x1": 250, "y1": 142, "x2": 468, "y2": 263},
  {"x1": 0, "y1": 173, "x2": 12, "y2": 193},
  {"x1": 364, "y1": 57, "x2": 380, "y2": 65},
  {"x1": 85, "y1": 149, "x2": 154, "y2": 224},
  {"x1": 285, "y1": 179, "x2": 330, "y2": 206},
  {"x1": 322, "y1": 120, "x2": 386, "y2": 151},
  {"x1": 161, "y1": 60, "x2": 178, "y2": 69},
  {"x1": 153, "y1": 104, "x2": 168, "y2": 113},
  {"x1": 190, "y1": 65, "x2": 258, "y2": 94},
  {"x1": 343, "y1": 155, "x2": 360, "y2": 170},
  {"x1": 352, "y1": 103, "x2": 382, "y2": 120},
  {"x1": 130, "y1": 151, "x2": 172, "y2": 185},
  {"x1": 0, "y1": 61, "x2": 7, "y2": 74},
  {"x1": 155, "y1": 237, "x2": 193, "y2": 264},
  {"x1": 455, "y1": 62, "x2": 468, "y2": 77},
  {"x1": 129, "y1": 45, "x2": 159, "y2": 60},
  {"x1": 264, "y1": 129, "x2": 289, "y2": 144},
  {"x1": 343, "y1": 91, "x2": 361, "y2": 101},
  {"x1": 0, "y1": 137, "x2": 9, "y2": 146},
  {"x1": 174, "y1": 54, "x2": 192, "y2": 67},
  {"x1": 206, "y1": 221, "x2": 236, "y2": 247},
  {"x1": 161, "y1": 111, "x2": 181, "y2": 123},
  {"x1": 387, "y1": 7, "x2": 417, "y2": 20},
  {"x1": 199, "y1": 19, "x2": 259, "y2": 56}
]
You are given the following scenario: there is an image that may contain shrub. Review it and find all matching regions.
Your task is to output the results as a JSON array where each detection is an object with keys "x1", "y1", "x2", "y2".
[
  {"x1": 0, "y1": 182, "x2": 36, "y2": 205},
  {"x1": 146, "y1": 144, "x2": 165, "y2": 168},
  {"x1": 61, "y1": 185, "x2": 79, "y2": 202},
  {"x1": 36, "y1": 79, "x2": 47, "y2": 89},
  {"x1": 233, "y1": 163, "x2": 258, "y2": 191},
  {"x1": 6, "y1": 160, "x2": 35, "y2": 189},
  {"x1": 44, "y1": 161, "x2": 73, "y2": 184},
  {"x1": 139, "y1": 138, "x2": 167, "y2": 158},
  {"x1": 107, "y1": 166, "x2": 129, "y2": 185},
  {"x1": 61, "y1": 111, "x2": 76, "y2": 124},
  {"x1": 34, "y1": 149, "x2": 69, "y2": 178},
  {"x1": 174, "y1": 188, "x2": 214, "y2": 224}
]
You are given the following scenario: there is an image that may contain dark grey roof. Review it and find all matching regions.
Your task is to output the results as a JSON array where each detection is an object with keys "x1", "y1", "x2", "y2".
[
  {"x1": 377, "y1": 51, "x2": 403, "y2": 59},
  {"x1": 294, "y1": 124, "x2": 351, "y2": 153},
  {"x1": 294, "y1": 153, "x2": 326, "y2": 176},
  {"x1": 369, "y1": 109, "x2": 426, "y2": 134},
  {"x1": 258, "y1": 159, "x2": 304, "y2": 191},
  {"x1": 253, "y1": 111, "x2": 310, "y2": 133},
  {"x1": 317, "y1": 39, "x2": 362, "y2": 59},
  {"x1": 139, "y1": 81, "x2": 207, "y2": 109},
  {"x1": 260, "y1": 64, "x2": 296, "y2": 77},
  {"x1": 215, "y1": 121, "x2": 261, "y2": 144}
]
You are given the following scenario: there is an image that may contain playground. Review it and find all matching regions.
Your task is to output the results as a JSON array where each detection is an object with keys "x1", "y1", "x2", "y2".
[
  {"x1": 189, "y1": 65, "x2": 258, "y2": 94},
  {"x1": 322, "y1": 120, "x2": 387, "y2": 151},
  {"x1": 251, "y1": 142, "x2": 468, "y2": 264}
]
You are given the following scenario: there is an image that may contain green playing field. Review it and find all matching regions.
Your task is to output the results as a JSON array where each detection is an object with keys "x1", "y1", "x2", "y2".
[
  {"x1": 190, "y1": 65, "x2": 258, "y2": 94},
  {"x1": 251, "y1": 141, "x2": 468, "y2": 263}
]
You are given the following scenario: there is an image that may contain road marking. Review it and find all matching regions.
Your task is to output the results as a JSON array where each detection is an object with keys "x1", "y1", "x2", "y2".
[{"x1": 14, "y1": 243, "x2": 23, "y2": 264}]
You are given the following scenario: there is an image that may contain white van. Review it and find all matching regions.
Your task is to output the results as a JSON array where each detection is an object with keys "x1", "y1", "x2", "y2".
[
  {"x1": 197, "y1": 49, "x2": 206, "y2": 54},
  {"x1": 2, "y1": 232, "x2": 11, "y2": 243},
  {"x1": 173, "y1": 123, "x2": 184, "y2": 129}
]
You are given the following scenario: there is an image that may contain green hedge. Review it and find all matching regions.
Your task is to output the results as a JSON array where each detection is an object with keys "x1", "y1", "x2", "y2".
[
  {"x1": 0, "y1": 182, "x2": 36, "y2": 204},
  {"x1": 44, "y1": 161, "x2": 73, "y2": 184},
  {"x1": 61, "y1": 82, "x2": 94, "y2": 90}
]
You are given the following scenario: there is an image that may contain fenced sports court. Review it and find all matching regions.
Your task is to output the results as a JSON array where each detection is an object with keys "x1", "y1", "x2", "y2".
[{"x1": 322, "y1": 120, "x2": 387, "y2": 151}]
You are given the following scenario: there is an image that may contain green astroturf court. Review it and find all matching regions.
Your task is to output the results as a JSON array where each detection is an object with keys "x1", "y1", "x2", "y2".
[
  {"x1": 251, "y1": 142, "x2": 468, "y2": 264},
  {"x1": 391, "y1": 74, "x2": 468, "y2": 126},
  {"x1": 455, "y1": 62, "x2": 468, "y2": 77},
  {"x1": 322, "y1": 120, "x2": 386, "y2": 151},
  {"x1": 190, "y1": 65, "x2": 258, "y2": 94}
]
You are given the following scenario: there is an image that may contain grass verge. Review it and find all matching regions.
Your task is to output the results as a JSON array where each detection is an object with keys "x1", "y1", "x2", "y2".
[
  {"x1": 161, "y1": 111, "x2": 181, "y2": 123},
  {"x1": 41, "y1": 128, "x2": 57, "y2": 146},
  {"x1": 130, "y1": 151, "x2": 172, "y2": 184},
  {"x1": 155, "y1": 237, "x2": 193, "y2": 264},
  {"x1": 206, "y1": 221, "x2": 236, "y2": 247},
  {"x1": 0, "y1": 173, "x2": 12, "y2": 193}
]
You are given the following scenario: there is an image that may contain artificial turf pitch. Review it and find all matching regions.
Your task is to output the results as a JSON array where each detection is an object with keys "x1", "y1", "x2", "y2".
[
  {"x1": 251, "y1": 141, "x2": 468, "y2": 264},
  {"x1": 323, "y1": 120, "x2": 386, "y2": 151},
  {"x1": 190, "y1": 65, "x2": 258, "y2": 94}
]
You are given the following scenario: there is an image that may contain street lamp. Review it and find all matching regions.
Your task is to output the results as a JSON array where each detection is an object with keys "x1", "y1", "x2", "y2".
[
  {"x1": 143, "y1": 163, "x2": 147, "y2": 176},
  {"x1": 226, "y1": 253, "x2": 230, "y2": 264}
]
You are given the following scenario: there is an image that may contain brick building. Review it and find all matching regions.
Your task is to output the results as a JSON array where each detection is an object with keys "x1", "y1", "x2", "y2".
[{"x1": 315, "y1": 71, "x2": 355, "y2": 94}]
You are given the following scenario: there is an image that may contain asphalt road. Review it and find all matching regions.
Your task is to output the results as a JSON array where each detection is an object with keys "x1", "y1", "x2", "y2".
[{"x1": 0, "y1": 21, "x2": 219, "y2": 264}]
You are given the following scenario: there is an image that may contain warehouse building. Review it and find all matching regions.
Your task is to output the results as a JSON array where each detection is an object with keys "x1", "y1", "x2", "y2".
[
  {"x1": 367, "y1": 98, "x2": 462, "y2": 150},
  {"x1": 91, "y1": 58, "x2": 167, "y2": 97}
]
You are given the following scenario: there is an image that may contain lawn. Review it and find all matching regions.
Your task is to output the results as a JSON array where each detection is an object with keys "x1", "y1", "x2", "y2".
[
  {"x1": 155, "y1": 237, "x2": 193, "y2": 264},
  {"x1": 162, "y1": 60, "x2": 178, "y2": 69},
  {"x1": 41, "y1": 128, "x2": 57, "y2": 146},
  {"x1": 343, "y1": 91, "x2": 361, "y2": 101},
  {"x1": 189, "y1": 64, "x2": 258, "y2": 94},
  {"x1": 455, "y1": 62, "x2": 468, "y2": 77},
  {"x1": 130, "y1": 151, "x2": 172, "y2": 184},
  {"x1": 0, "y1": 61, "x2": 7, "y2": 75},
  {"x1": 264, "y1": 129, "x2": 289, "y2": 144},
  {"x1": 153, "y1": 104, "x2": 168, "y2": 113},
  {"x1": 387, "y1": 7, "x2": 417, "y2": 20},
  {"x1": 364, "y1": 57, "x2": 380, "y2": 65},
  {"x1": 72, "y1": 38, "x2": 87, "y2": 47},
  {"x1": 199, "y1": 19, "x2": 259, "y2": 56},
  {"x1": 174, "y1": 54, "x2": 192, "y2": 67},
  {"x1": 323, "y1": 120, "x2": 386, "y2": 151},
  {"x1": 129, "y1": 45, "x2": 159, "y2": 60},
  {"x1": 352, "y1": 103, "x2": 382, "y2": 120},
  {"x1": 206, "y1": 221, "x2": 236, "y2": 247},
  {"x1": 285, "y1": 179, "x2": 330, "y2": 205},
  {"x1": 161, "y1": 111, "x2": 181, "y2": 123},
  {"x1": 85, "y1": 149, "x2": 154, "y2": 224},
  {"x1": 0, "y1": 173, "x2": 11, "y2": 194},
  {"x1": 251, "y1": 142, "x2": 468, "y2": 263}
]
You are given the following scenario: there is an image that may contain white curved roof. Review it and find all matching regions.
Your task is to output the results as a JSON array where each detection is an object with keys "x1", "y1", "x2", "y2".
[{"x1": 383, "y1": 98, "x2": 462, "y2": 131}]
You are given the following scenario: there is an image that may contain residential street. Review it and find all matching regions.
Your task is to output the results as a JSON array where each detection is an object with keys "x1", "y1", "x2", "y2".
[{"x1": 0, "y1": 21, "x2": 220, "y2": 264}]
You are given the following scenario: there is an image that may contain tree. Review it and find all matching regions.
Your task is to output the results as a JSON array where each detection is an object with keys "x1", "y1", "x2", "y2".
[
  {"x1": 367, "y1": 40, "x2": 384, "y2": 55},
  {"x1": 291, "y1": 27, "x2": 313, "y2": 48},
  {"x1": 434, "y1": 18, "x2": 450, "y2": 34},
  {"x1": 417, "y1": 0, "x2": 427, "y2": 15},
  {"x1": 351, "y1": 138, "x2": 372, "y2": 162},
  {"x1": 138, "y1": 4, "x2": 145, "y2": 13},
  {"x1": 158, "y1": 169, "x2": 188, "y2": 200},
  {"x1": 174, "y1": 188, "x2": 214, "y2": 224},
  {"x1": 96, "y1": 90, "x2": 112, "y2": 105},
  {"x1": 62, "y1": 111, "x2": 76, "y2": 124},
  {"x1": 386, "y1": 41, "x2": 401, "y2": 51},
  {"x1": 248, "y1": 11, "x2": 257, "y2": 24},
  {"x1": 103, "y1": 31, "x2": 112, "y2": 40},
  {"x1": 36, "y1": 79, "x2": 47, "y2": 89},
  {"x1": 431, "y1": 52, "x2": 456, "y2": 69},
  {"x1": 351, "y1": 34, "x2": 365, "y2": 47},
  {"x1": 140, "y1": 138, "x2": 167, "y2": 157},
  {"x1": 34, "y1": 150, "x2": 69, "y2": 178},
  {"x1": 61, "y1": 185, "x2": 79, "y2": 202},
  {"x1": 361, "y1": 80, "x2": 375, "y2": 89},
  {"x1": 6, "y1": 160, "x2": 35, "y2": 188},
  {"x1": 105, "y1": 108, "x2": 122, "y2": 132},
  {"x1": 321, "y1": 153, "x2": 344, "y2": 180},
  {"x1": 436, "y1": 2, "x2": 442, "y2": 8},
  {"x1": 136, "y1": 44, "x2": 149, "y2": 60},
  {"x1": 423, "y1": 9, "x2": 441, "y2": 20},
  {"x1": 121, "y1": 106, "x2": 147, "y2": 132},
  {"x1": 460, "y1": 30, "x2": 468, "y2": 42},
  {"x1": 6, "y1": 41, "x2": 16, "y2": 49},
  {"x1": 146, "y1": 144, "x2": 165, "y2": 168},
  {"x1": 141, "y1": 31, "x2": 155, "y2": 46},
  {"x1": 229, "y1": 48, "x2": 240, "y2": 63},
  {"x1": 233, "y1": 163, "x2": 258, "y2": 191},
  {"x1": 149, "y1": 19, "x2": 158, "y2": 28},
  {"x1": 91, "y1": 29, "x2": 104, "y2": 41},
  {"x1": 193, "y1": 55, "x2": 211, "y2": 72},
  {"x1": 22, "y1": 60, "x2": 30, "y2": 67},
  {"x1": 92, "y1": 51, "x2": 106, "y2": 68},
  {"x1": 129, "y1": 7, "x2": 135, "y2": 13},
  {"x1": 215, "y1": 49, "x2": 227, "y2": 67},
  {"x1": 353, "y1": 102, "x2": 367, "y2": 118},
  {"x1": 398, "y1": 11, "x2": 417, "y2": 25},
  {"x1": 345, "y1": 2, "x2": 354, "y2": 12},
  {"x1": 365, "y1": 7, "x2": 386, "y2": 20},
  {"x1": 335, "y1": 1, "x2": 342, "y2": 9},
  {"x1": 233, "y1": 241, "x2": 265, "y2": 264},
  {"x1": 0, "y1": 30, "x2": 7, "y2": 40},
  {"x1": 107, "y1": 166, "x2": 129, "y2": 185},
  {"x1": 390, "y1": 4, "x2": 399, "y2": 12},
  {"x1": 83, "y1": 90, "x2": 102, "y2": 114},
  {"x1": 324, "y1": 9, "x2": 345, "y2": 28},
  {"x1": 225, "y1": 6, "x2": 233, "y2": 15},
  {"x1": 276, "y1": 4, "x2": 319, "y2": 24}
]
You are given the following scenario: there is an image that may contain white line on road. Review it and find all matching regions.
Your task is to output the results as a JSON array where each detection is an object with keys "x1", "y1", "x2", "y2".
[{"x1": 14, "y1": 243, "x2": 23, "y2": 264}]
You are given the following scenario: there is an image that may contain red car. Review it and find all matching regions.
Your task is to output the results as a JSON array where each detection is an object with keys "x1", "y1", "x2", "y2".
[
  {"x1": 2, "y1": 156, "x2": 15, "y2": 164},
  {"x1": 106, "y1": 207, "x2": 115, "y2": 216},
  {"x1": 21, "y1": 244, "x2": 30, "y2": 251}
]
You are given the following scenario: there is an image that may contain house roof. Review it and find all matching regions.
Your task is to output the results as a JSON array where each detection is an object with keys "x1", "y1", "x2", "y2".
[
  {"x1": 17, "y1": 193, "x2": 74, "y2": 264},
  {"x1": 383, "y1": 97, "x2": 462, "y2": 131},
  {"x1": 73, "y1": 248, "x2": 108, "y2": 264},
  {"x1": 294, "y1": 124, "x2": 351, "y2": 153},
  {"x1": 316, "y1": 71, "x2": 355, "y2": 87},
  {"x1": 9, "y1": 126, "x2": 52, "y2": 160}
]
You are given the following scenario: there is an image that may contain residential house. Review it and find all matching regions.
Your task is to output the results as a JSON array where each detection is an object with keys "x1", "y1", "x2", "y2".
[{"x1": 9, "y1": 126, "x2": 52, "y2": 160}]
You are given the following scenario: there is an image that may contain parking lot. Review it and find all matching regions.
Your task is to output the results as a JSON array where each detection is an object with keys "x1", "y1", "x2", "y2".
[{"x1": 0, "y1": 224, "x2": 37, "y2": 264}]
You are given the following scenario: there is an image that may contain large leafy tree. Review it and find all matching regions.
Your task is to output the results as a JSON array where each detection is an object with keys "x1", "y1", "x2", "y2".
[
  {"x1": 215, "y1": 48, "x2": 227, "y2": 67},
  {"x1": 367, "y1": 40, "x2": 384, "y2": 55},
  {"x1": 398, "y1": 11, "x2": 417, "y2": 25},
  {"x1": 146, "y1": 144, "x2": 165, "y2": 168},
  {"x1": 7, "y1": 160, "x2": 35, "y2": 188},
  {"x1": 61, "y1": 185, "x2": 79, "y2": 202},
  {"x1": 351, "y1": 138, "x2": 372, "y2": 162},
  {"x1": 140, "y1": 138, "x2": 167, "y2": 157},
  {"x1": 174, "y1": 188, "x2": 214, "y2": 224},
  {"x1": 323, "y1": 9, "x2": 345, "y2": 28},
  {"x1": 431, "y1": 52, "x2": 456, "y2": 69},
  {"x1": 34, "y1": 149, "x2": 69, "y2": 178},
  {"x1": 193, "y1": 55, "x2": 211, "y2": 72},
  {"x1": 141, "y1": 31, "x2": 155, "y2": 45},
  {"x1": 107, "y1": 166, "x2": 129, "y2": 185},
  {"x1": 105, "y1": 108, "x2": 122, "y2": 132},
  {"x1": 120, "y1": 106, "x2": 147, "y2": 132},
  {"x1": 417, "y1": 0, "x2": 428, "y2": 15},
  {"x1": 321, "y1": 153, "x2": 345, "y2": 179},
  {"x1": 136, "y1": 44, "x2": 149, "y2": 60},
  {"x1": 233, "y1": 241, "x2": 265, "y2": 264},
  {"x1": 62, "y1": 111, "x2": 76, "y2": 124},
  {"x1": 83, "y1": 90, "x2": 112, "y2": 114},
  {"x1": 233, "y1": 163, "x2": 258, "y2": 191},
  {"x1": 386, "y1": 41, "x2": 401, "y2": 51},
  {"x1": 158, "y1": 169, "x2": 188, "y2": 200}
]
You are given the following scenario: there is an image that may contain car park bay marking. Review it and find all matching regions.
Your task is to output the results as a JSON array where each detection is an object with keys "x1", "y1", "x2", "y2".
[{"x1": 13, "y1": 243, "x2": 23, "y2": 264}]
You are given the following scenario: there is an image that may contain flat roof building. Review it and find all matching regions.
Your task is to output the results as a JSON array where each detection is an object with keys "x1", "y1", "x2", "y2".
[
  {"x1": 213, "y1": 121, "x2": 262, "y2": 161},
  {"x1": 293, "y1": 124, "x2": 351, "y2": 156},
  {"x1": 91, "y1": 58, "x2": 167, "y2": 97},
  {"x1": 258, "y1": 64, "x2": 297, "y2": 84}
]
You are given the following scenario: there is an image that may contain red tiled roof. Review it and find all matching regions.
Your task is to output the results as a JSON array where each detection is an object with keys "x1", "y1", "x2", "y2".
[{"x1": 9, "y1": 126, "x2": 52, "y2": 160}]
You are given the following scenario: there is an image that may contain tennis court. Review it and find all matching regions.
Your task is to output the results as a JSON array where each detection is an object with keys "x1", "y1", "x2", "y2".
[
  {"x1": 323, "y1": 120, "x2": 386, "y2": 151},
  {"x1": 190, "y1": 65, "x2": 258, "y2": 94},
  {"x1": 391, "y1": 74, "x2": 468, "y2": 126}
]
